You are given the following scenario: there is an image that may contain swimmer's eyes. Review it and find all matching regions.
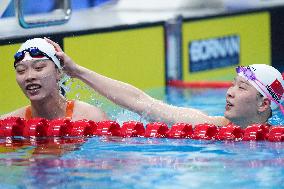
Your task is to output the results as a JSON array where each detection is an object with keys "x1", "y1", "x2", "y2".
[
  {"x1": 34, "y1": 66, "x2": 44, "y2": 71},
  {"x1": 33, "y1": 62, "x2": 47, "y2": 71},
  {"x1": 15, "y1": 66, "x2": 45, "y2": 74},
  {"x1": 238, "y1": 85, "x2": 247, "y2": 90},
  {"x1": 15, "y1": 66, "x2": 26, "y2": 74},
  {"x1": 16, "y1": 69, "x2": 25, "y2": 74}
]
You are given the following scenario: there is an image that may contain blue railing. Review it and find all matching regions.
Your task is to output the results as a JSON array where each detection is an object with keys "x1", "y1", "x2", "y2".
[{"x1": 2, "y1": 0, "x2": 111, "y2": 18}]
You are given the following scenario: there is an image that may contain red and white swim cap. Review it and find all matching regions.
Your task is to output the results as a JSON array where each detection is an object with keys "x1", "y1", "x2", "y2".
[{"x1": 238, "y1": 64, "x2": 284, "y2": 110}]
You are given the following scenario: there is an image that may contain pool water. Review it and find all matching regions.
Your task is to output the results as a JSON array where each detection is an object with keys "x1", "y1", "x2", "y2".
[{"x1": 1, "y1": 87, "x2": 284, "y2": 189}]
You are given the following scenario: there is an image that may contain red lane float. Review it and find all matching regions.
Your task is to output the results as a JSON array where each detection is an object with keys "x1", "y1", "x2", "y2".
[
  {"x1": 96, "y1": 121, "x2": 121, "y2": 136},
  {"x1": 46, "y1": 119, "x2": 72, "y2": 137},
  {"x1": 242, "y1": 124, "x2": 270, "y2": 141},
  {"x1": 167, "y1": 123, "x2": 193, "y2": 138},
  {"x1": 24, "y1": 118, "x2": 48, "y2": 137},
  {"x1": 0, "y1": 117, "x2": 25, "y2": 137},
  {"x1": 191, "y1": 124, "x2": 219, "y2": 140},
  {"x1": 71, "y1": 120, "x2": 97, "y2": 137},
  {"x1": 267, "y1": 126, "x2": 284, "y2": 142},
  {"x1": 216, "y1": 123, "x2": 244, "y2": 141},
  {"x1": 144, "y1": 122, "x2": 169, "y2": 138},
  {"x1": 121, "y1": 121, "x2": 145, "y2": 137},
  {"x1": 0, "y1": 117, "x2": 283, "y2": 142}
]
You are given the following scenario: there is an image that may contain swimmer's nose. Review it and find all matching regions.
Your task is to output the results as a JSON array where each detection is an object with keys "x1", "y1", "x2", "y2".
[
  {"x1": 25, "y1": 68, "x2": 36, "y2": 82},
  {"x1": 226, "y1": 86, "x2": 235, "y2": 98}
]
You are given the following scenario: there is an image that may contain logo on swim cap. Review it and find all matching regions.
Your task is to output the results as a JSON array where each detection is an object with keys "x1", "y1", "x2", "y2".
[{"x1": 266, "y1": 79, "x2": 284, "y2": 103}]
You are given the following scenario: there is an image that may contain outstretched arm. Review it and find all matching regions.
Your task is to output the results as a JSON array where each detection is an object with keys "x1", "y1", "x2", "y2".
[
  {"x1": 46, "y1": 38, "x2": 229, "y2": 126},
  {"x1": 71, "y1": 66, "x2": 228, "y2": 126}
]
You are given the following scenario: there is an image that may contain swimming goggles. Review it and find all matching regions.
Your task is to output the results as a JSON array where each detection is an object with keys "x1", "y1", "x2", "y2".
[
  {"x1": 14, "y1": 47, "x2": 51, "y2": 66},
  {"x1": 236, "y1": 66, "x2": 284, "y2": 114}
]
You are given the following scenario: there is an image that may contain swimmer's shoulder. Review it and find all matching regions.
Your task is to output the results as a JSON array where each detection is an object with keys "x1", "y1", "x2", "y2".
[
  {"x1": 72, "y1": 100, "x2": 108, "y2": 121},
  {"x1": 0, "y1": 106, "x2": 28, "y2": 120}
]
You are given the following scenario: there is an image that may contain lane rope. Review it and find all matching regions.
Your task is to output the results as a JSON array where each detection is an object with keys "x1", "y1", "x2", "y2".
[{"x1": 0, "y1": 117, "x2": 283, "y2": 142}]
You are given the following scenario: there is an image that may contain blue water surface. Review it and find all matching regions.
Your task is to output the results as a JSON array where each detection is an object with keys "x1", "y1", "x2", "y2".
[{"x1": 0, "y1": 87, "x2": 284, "y2": 189}]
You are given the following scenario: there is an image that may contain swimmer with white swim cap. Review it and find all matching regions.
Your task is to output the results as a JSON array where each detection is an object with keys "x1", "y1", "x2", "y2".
[
  {"x1": 225, "y1": 64, "x2": 284, "y2": 127},
  {"x1": 0, "y1": 38, "x2": 108, "y2": 121},
  {"x1": 4, "y1": 38, "x2": 283, "y2": 128},
  {"x1": 43, "y1": 38, "x2": 284, "y2": 128}
]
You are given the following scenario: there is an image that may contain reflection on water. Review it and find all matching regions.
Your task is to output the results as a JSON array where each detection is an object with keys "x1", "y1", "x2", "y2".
[{"x1": 0, "y1": 136, "x2": 284, "y2": 189}]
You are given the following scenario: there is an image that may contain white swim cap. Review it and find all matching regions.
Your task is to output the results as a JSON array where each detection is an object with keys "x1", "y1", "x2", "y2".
[
  {"x1": 237, "y1": 64, "x2": 284, "y2": 110},
  {"x1": 17, "y1": 38, "x2": 61, "y2": 69},
  {"x1": 16, "y1": 38, "x2": 70, "y2": 93}
]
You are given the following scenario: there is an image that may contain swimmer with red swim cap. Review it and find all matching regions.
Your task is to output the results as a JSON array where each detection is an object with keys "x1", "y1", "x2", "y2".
[
  {"x1": 0, "y1": 38, "x2": 108, "y2": 121},
  {"x1": 44, "y1": 38, "x2": 283, "y2": 128}
]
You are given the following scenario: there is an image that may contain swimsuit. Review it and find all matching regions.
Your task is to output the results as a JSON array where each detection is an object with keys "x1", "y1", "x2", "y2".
[{"x1": 25, "y1": 100, "x2": 74, "y2": 120}]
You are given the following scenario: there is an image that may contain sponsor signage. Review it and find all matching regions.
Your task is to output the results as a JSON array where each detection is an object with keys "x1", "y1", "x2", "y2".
[{"x1": 189, "y1": 35, "x2": 240, "y2": 72}]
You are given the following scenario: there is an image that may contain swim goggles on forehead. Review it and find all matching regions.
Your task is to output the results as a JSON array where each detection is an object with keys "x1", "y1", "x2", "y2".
[
  {"x1": 14, "y1": 47, "x2": 51, "y2": 66},
  {"x1": 236, "y1": 66, "x2": 284, "y2": 114}
]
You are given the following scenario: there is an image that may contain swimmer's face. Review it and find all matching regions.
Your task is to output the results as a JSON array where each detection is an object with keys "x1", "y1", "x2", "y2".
[
  {"x1": 224, "y1": 76, "x2": 261, "y2": 125},
  {"x1": 15, "y1": 53, "x2": 60, "y2": 101}
]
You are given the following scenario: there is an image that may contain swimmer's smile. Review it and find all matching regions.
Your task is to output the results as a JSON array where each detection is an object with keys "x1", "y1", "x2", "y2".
[{"x1": 25, "y1": 83, "x2": 42, "y2": 95}]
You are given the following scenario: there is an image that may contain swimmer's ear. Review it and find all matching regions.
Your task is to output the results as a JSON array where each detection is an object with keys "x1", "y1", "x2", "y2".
[{"x1": 257, "y1": 98, "x2": 271, "y2": 113}]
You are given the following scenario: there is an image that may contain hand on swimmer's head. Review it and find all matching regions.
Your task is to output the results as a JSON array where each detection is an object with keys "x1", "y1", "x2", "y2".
[{"x1": 44, "y1": 37, "x2": 82, "y2": 79}]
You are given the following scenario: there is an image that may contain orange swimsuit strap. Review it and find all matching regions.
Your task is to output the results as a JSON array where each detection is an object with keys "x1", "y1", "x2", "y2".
[
  {"x1": 25, "y1": 100, "x2": 75, "y2": 120},
  {"x1": 65, "y1": 100, "x2": 75, "y2": 120}
]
